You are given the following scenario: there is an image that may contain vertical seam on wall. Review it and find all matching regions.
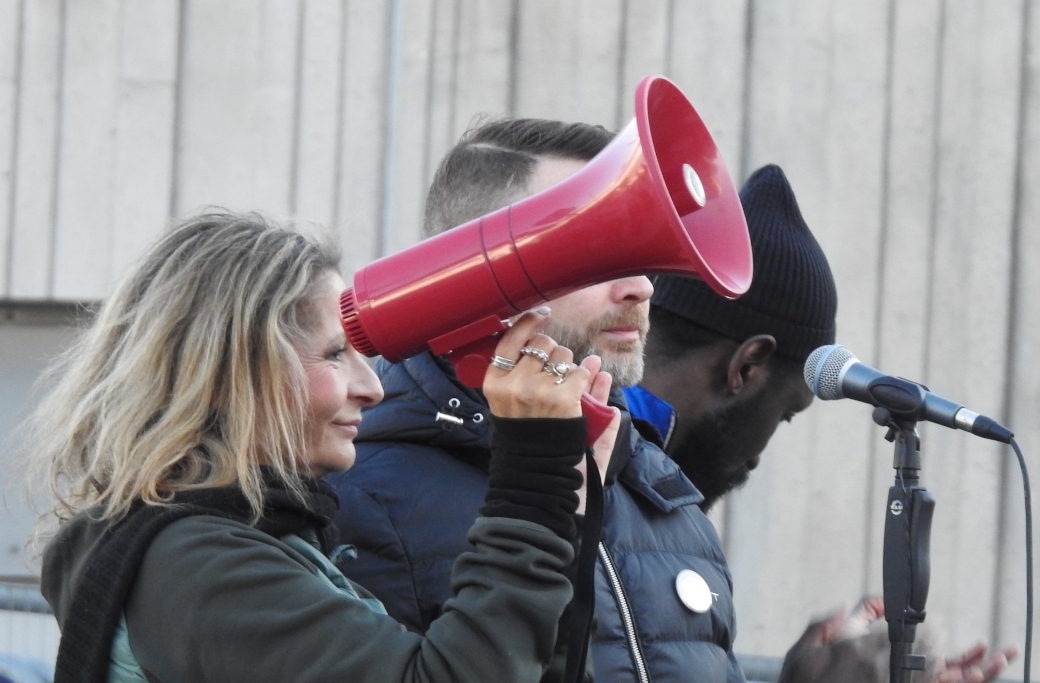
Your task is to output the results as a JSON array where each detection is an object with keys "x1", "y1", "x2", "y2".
[
  {"x1": 378, "y1": 0, "x2": 403, "y2": 258},
  {"x1": 447, "y1": 0, "x2": 460, "y2": 139},
  {"x1": 287, "y1": 0, "x2": 306, "y2": 216},
  {"x1": 923, "y1": 1, "x2": 947, "y2": 388},
  {"x1": 419, "y1": 0, "x2": 440, "y2": 204},
  {"x1": 863, "y1": 0, "x2": 898, "y2": 598},
  {"x1": 992, "y1": 0, "x2": 1033, "y2": 647},
  {"x1": 330, "y1": 0, "x2": 347, "y2": 231},
  {"x1": 3, "y1": 0, "x2": 26, "y2": 297},
  {"x1": 738, "y1": 0, "x2": 755, "y2": 183},
  {"x1": 721, "y1": 0, "x2": 756, "y2": 556},
  {"x1": 47, "y1": 0, "x2": 69, "y2": 299},
  {"x1": 110, "y1": 0, "x2": 127, "y2": 289},
  {"x1": 824, "y1": 1, "x2": 836, "y2": 173},
  {"x1": 615, "y1": 0, "x2": 629, "y2": 131},
  {"x1": 663, "y1": 0, "x2": 675, "y2": 77},
  {"x1": 506, "y1": 0, "x2": 519, "y2": 117},
  {"x1": 168, "y1": 0, "x2": 187, "y2": 219}
]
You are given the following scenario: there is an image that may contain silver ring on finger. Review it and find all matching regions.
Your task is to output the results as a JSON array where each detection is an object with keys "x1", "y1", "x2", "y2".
[
  {"x1": 490, "y1": 355, "x2": 517, "y2": 371},
  {"x1": 519, "y1": 346, "x2": 551, "y2": 363},
  {"x1": 543, "y1": 361, "x2": 570, "y2": 384}
]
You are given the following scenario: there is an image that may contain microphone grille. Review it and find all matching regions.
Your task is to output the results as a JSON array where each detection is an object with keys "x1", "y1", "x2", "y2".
[{"x1": 803, "y1": 344, "x2": 857, "y2": 400}]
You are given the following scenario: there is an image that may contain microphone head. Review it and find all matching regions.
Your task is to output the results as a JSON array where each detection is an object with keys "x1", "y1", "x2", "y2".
[{"x1": 804, "y1": 344, "x2": 858, "y2": 400}]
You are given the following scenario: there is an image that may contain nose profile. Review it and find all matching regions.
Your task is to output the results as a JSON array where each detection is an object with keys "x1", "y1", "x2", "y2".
[
  {"x1": 611, "y1": 275, "x2": 654, "y2": 305},
  {"x1": 351, "y1": 353, "x2": 384, "y2": 407}
]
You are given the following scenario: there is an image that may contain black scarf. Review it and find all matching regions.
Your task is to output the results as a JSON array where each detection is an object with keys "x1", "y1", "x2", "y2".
[{"x1": 53, "y1": 474, "x2": 340, "y2": 683}]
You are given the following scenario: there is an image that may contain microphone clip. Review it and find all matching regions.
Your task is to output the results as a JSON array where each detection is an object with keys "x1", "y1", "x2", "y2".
[
  {"x1": 865, "y1": 377, "x2": 930, "y2": 422},
  {"x1": 873, "y1": 407, "x2": 921, "y2": 456}
]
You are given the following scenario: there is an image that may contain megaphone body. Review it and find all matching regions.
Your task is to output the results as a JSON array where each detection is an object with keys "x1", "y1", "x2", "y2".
[{"x1": 341, "y1": 76, "x2": 753, "y2": 440}]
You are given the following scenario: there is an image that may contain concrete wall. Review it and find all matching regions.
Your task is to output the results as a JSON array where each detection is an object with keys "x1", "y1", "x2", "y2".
[
  {"x1": 1, "y1": 0, "x2": 1037, "y2": 675},
  {"x1": 0, "y1": 306, "x2": 82, "y2": 578}
]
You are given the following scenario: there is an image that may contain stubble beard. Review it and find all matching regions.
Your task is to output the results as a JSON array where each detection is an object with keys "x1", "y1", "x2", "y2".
[
  {"x1": 541, "y1": 309, "x2": 649, "y2": 388},
  {"x1": 668, "y1": 388, "x2": 771, "y2": 512}
]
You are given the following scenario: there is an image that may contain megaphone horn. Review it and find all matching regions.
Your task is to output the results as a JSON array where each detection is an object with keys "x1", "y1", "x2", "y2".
[{"x1": 341, "y1": 75, "x2": 752, "y2": 441}]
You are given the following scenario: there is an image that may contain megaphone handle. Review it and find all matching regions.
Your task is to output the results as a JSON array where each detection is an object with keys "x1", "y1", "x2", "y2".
[{"x1": 580, "y1": 393, "x2": 615, "y2": 446}]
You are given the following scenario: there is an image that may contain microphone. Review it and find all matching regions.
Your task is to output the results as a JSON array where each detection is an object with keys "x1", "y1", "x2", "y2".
[{"x1": 804, "y1": 345, "x2": 1014, "y2": 444}]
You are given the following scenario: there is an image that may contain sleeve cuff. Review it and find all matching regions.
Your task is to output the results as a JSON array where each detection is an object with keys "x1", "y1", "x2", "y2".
[{"x1": 489, "y1": 416, "x2": 587, "y2": 457}]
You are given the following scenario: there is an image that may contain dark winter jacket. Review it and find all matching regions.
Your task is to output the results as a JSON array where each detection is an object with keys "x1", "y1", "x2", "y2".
[
  {"x1": 329, "y1": 353, "x2": 746, "y2": 683},
  {"x1": 42, "y1": 440, "x2": 581, "y2": 683}
]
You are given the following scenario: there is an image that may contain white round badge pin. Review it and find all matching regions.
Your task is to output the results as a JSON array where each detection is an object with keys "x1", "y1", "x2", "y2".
[{"x1": 675, "y1": 569, "x2": 713, "y2": 613}]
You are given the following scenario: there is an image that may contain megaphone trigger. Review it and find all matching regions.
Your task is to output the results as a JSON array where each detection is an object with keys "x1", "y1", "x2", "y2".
[
  {"x1": 442, "y1": 334, "x2": 503, "y2": 388},
  {"x1": 427, "y1": 315, "x2": 511, "y2": 387},
  {"x1": 580, "y1": 394, "x2": 616, "y2": 447},
  {"x1": 428, "y1": 315, "x2": 513, "y2": 357}
]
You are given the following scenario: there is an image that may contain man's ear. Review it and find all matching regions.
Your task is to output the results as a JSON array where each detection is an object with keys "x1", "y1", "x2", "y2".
[{"x1": 725, "y1": 335, "x2": 778, "y2": 395}]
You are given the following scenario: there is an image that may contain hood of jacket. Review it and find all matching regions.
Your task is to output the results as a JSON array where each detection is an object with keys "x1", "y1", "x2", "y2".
[{"x1": 356, "y1": 353, "x2": 494, "y2": 470}]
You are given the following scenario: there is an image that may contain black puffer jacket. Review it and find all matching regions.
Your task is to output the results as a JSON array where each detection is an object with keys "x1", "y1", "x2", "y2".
[{"x1": 329, "y1": 352, "x2": 746, "y2": 683}]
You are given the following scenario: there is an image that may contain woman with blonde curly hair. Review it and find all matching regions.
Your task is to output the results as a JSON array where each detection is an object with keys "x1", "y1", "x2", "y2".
[{"x1": 29, "y1": 211, "x2": 614, "y2": 683}]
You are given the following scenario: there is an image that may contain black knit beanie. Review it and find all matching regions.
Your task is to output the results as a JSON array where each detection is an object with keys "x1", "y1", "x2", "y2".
[{"x1": 651, "y1": 164, "x2": 837, "y2": 362}]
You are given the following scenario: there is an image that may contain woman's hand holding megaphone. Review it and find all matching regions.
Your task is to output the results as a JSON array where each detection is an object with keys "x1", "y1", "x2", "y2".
[
  {"x1": 484, "y1": 307, "x2": 619, "y2": 514},
  {"x1": 485, "y1": 307, "x2": 597, "y2": 419}
]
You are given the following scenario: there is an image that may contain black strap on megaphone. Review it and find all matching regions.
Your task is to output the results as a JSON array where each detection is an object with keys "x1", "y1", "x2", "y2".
[{"x1": 563, "y1": 447, "x2": 604, "y2": 683}]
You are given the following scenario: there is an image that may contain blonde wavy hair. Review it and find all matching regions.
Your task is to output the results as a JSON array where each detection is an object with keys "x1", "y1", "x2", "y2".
[{"x1": 24, "y1": 211, "x2": 341, "y2": 524}]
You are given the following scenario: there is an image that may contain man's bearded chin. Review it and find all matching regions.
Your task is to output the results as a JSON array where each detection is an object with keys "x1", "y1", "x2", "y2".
[
  {"x1": 668, "y1": 412, "x2": 750, "y2": 513},
  {"x1": 541, "y1": 310, "x2": 648, "y2": 388},
  {"x1": 668, "y1": 389, "x2": 771, "y2": 512}
]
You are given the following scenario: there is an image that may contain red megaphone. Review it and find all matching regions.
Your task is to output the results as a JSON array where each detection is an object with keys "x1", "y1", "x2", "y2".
[{"x1": 341, "y1": 75, "x2": 752, "y2": 442}]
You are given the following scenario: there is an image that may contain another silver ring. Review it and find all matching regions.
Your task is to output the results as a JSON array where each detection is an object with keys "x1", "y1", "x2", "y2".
[
  {"x1": 519, "y1": 346, "x2": 551, "y2": 363},
  {"x1": 490, "y1": 355, "x2": 517, "y2": 371},
  {"x1": 543, "y1": 361, "x2": 570, "y2": 384},
  {"x1": 543, "y1": 361, "x2": 568, "y2": 377}
]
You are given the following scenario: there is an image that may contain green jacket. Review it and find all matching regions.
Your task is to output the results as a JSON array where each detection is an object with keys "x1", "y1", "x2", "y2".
[{"x1": 42, "y1": 513, "x2": 575, "y2": 683}]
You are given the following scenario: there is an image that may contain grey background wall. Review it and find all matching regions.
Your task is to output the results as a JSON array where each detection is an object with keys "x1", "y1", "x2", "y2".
[
  {"x1": 1, "y1": 0, "x2": 1037, "y2": 676},
  {"x1": 0, "y1": 317, "x2": 70, "y2": 574}
]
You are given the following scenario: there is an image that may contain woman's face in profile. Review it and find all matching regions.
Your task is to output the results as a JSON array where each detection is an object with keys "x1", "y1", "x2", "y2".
[{"x1": 295, "y1": 272, "x2": 383, "y2": 476}]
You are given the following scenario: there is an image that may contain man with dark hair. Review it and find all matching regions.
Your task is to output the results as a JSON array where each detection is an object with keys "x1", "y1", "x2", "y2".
[
  {"x1": 418, "y1": 119, "x2": 649, "y2": 387},
  {"x1": 624, "y1": 163, "x2": 834, "y2": 512},
  {"x1": 330, "y1": 117, "x2": 745, "y2": 683},
  {"x1": 422, "y1": 118, "x2": 618, "y2": 238},
  {"x1": 625, "y1": 165, "x2": 1015, "y2": 683}
]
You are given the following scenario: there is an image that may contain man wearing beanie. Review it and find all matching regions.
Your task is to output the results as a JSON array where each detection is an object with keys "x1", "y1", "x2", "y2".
[
  {"x1": 626, "y1": 165, "x2": 1015, "y2": 683},
  {"x1": 623, "y1": 163, "x2": 834, "y2": 512}
]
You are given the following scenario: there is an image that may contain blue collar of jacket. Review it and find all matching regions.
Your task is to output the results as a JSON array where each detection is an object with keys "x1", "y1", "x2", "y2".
[
  {"x1": 621, "y1": 385, "x2": 676, "y2": 449},
  {"x1": 613, "y1": 388, "x2": 703, "y2": 511}
]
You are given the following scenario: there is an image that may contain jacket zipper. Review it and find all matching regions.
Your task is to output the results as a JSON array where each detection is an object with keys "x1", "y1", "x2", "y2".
[{"x1": 598, "y1": 541, "x2": 651, "y2": 683}]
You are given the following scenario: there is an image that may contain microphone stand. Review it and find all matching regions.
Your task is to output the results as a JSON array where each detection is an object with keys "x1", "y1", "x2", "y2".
[{"x1": 874, "y1": 407, "x2": 936, "y2": 683}]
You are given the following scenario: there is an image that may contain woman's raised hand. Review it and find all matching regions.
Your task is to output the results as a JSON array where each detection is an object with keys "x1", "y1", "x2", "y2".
[
  {"x1": 484, "y1": 308, "x2": 601, "y2": 420},
  {"x1": 484, "y1": 308, "x2": 620, "y2": 516}
]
